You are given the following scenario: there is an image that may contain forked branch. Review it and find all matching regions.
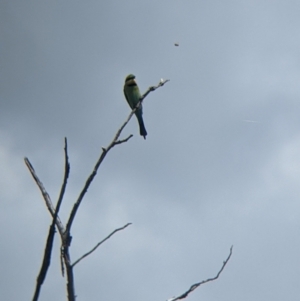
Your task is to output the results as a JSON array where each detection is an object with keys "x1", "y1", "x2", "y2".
[
  {"x1": 24, "y1": 158, "x2": 65, "y2": 236},
  {"x1": 26, "y1": 78, "x2": 170, "y2": 301},
  {"x1": 30, "y1": 138, "x2": 70, "y2": 301}
]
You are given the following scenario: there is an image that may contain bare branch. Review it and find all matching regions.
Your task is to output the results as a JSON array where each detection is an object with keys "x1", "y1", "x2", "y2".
[
  {"x1": 32, "y1": 225, "x2": 56, "y2": 301},
  {"x1": 169, "y1": 246, "x2": 233, "y2": 301},
  {"x1": 65, "y1": 79, "x2": 169, "y2": 235},
  {"x1": 62, "y1": 246, "x2": 76, "y2": 301},
  {"x1": 31, "y1": 138, "x2": 70, "y2": 301},
  {"x1": 24, "y1": 158, "x2": 65, "y2": 236},
  {"x1": 140, "y1": 79, "x2": 170, "y2": 102},
  {"x1": 55, "y1": 137, "x2": 70, "y2": 220},
  {"x1": 72, "y1": 223, "x2": 132, "y2": 267},
  {"x1": 115, "y1": 134, "x2": 133, "y2": 145}
]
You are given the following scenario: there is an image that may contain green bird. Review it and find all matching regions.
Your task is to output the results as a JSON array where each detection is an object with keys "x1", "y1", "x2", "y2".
[{"x1": 123, "y1": 74, "x2": 147, "y2": 139}]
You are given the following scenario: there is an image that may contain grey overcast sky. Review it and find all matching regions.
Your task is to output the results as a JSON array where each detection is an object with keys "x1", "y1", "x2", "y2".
[{"x1": 1, "y1": 1, "x2": 300, "y2": 300}]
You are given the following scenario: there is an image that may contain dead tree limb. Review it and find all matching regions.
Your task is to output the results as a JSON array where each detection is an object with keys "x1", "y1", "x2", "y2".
[
  {"x1": 24, "y1": 158, "x2": 65, "y2": 236},
  {"x1": 30, "y1": 138, "x2": 70, "y2": 301},
  {"x1": 168, "y1": 246, "x2": 233, "y2": 301},
  {"x1": 72, "y1": 223, "x2": 132, "y2": 267},
  {"x1": 26, "y1": 78, "x2": 170, "y2": 301}
]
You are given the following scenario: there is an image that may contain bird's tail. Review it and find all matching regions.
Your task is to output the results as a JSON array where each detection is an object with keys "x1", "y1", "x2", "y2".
[{"x1": 137, "y1": 115, "x2": 147, "y2": 139}]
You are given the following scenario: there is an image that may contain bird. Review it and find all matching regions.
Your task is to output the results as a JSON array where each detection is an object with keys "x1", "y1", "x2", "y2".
[{"x1": 123, "y1": 74, "x2": 147, "y2": 139}]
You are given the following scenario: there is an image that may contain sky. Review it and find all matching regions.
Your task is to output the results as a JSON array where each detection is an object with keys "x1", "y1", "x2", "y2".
[{"x1": 1, "y1": 0, "x2": 300, "y2": 300}]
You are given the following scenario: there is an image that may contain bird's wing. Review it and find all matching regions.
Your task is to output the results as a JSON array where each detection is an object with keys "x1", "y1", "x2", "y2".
[{"x1": 123, "y1": 86, "x2": 129, "y2": 103}]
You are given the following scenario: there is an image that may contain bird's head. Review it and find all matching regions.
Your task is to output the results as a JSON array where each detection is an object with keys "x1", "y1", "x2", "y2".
[{"x1": 125, "y1": 74, "x2": 136, "y2": 84}]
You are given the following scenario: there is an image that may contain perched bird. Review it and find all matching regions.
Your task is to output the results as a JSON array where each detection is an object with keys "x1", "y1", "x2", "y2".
[{"x1": 123, "y1": 74, "x2": 147, "y2": 139}]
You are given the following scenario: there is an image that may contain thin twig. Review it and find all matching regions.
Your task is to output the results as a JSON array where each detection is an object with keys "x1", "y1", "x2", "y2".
[
  {"x1": 115, "y1": 134, "x2": 134, "y2": 145},
  {"x1": 56, "y1": 137, "x2": 70, "y2": 225},
  {"x1": 169, "y1": 246, "x2": 233, "y2": 301},
  {"x1": 65, "y1": 79, "x2": 169, "y2": 235},
  {"x1": 72, "y1": 223, "x2": 132, "y2": 267}
]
